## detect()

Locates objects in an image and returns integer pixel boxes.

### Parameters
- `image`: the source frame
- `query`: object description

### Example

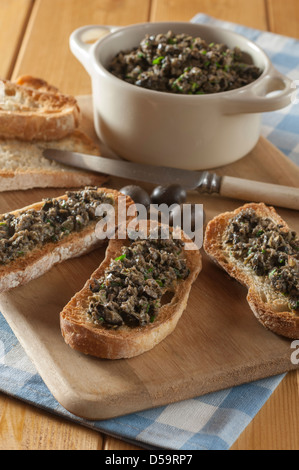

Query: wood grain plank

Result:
[267,0,299,38]
[0,393,103,450]
[151,0,268,30]
[11,0,151,95]
[0,0,33,79]
[103,436,143,451]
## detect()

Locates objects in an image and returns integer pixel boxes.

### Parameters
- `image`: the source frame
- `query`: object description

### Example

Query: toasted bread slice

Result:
[204,203,299,339]
[0,129,107,191]
[0,77,80,141]
[0,188,134,293]
[60,222,202,359]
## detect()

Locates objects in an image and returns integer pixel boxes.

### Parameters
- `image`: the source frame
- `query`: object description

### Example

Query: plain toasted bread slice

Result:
[0,129,107,191]
[0,76,80,141]
[204,203,299,339]
[0,188,134,293]
[60,222,202,359]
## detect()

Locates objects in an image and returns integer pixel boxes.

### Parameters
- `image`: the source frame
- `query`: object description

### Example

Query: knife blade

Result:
[43,148,208,190]
[43,148,299,210]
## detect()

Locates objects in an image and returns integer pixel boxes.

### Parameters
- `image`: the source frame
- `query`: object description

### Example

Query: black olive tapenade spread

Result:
[109,31,262,95]
[224,209,299,312]
[88,232,190,329]
[0,187,114,265]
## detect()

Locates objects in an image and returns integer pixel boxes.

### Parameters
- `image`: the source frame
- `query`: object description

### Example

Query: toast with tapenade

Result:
[0,76,80,141]
[0,187,134,293]
[204,203,299,339]
[0,129,107,191]
[60,222,202,359]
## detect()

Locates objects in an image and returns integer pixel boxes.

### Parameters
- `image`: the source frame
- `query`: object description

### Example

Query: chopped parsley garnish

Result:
[152,56,164,65]
[115,254,127,262]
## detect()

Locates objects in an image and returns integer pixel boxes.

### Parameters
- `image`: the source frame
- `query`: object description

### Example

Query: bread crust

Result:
[0,78,80,141]
[60,223,202,359]
[0,188,134,293]
[0,129,107,191]
[204,202,299,339]
[14,75,60,94]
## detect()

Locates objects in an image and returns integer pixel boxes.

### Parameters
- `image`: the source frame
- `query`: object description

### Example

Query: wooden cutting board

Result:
[0,96,298,420]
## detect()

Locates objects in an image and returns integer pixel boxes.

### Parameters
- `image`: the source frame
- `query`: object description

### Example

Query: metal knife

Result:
[43,149,299,211]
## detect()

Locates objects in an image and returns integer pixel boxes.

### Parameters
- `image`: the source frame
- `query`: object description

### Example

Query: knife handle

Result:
[219,176,299,210]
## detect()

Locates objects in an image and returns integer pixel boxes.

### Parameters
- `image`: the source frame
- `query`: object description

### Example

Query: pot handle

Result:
[221,66,295,114]
[69,25,119,75]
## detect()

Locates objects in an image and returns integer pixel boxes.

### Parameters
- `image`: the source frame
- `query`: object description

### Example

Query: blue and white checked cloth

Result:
[0,15,298,450]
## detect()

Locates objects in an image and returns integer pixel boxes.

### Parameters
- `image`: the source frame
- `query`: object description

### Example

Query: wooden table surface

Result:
[0,0,298,451]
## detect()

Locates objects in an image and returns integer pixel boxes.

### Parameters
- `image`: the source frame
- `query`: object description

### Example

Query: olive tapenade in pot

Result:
[224,208,299,313]
[109,30,262,95]
[0,187,115,265]
[88,230,190,329]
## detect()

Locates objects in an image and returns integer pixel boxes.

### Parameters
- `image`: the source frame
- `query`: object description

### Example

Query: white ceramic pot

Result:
[70,22,294,170]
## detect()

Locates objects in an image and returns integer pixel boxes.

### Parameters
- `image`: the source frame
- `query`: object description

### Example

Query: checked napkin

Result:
[0,15,298,450]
